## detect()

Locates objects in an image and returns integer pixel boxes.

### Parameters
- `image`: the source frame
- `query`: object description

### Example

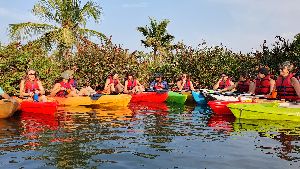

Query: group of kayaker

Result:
[1,60,300,102]
[214,61,300,101]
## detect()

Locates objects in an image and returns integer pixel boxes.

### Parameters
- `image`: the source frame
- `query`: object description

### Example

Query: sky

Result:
[0,0,300,53]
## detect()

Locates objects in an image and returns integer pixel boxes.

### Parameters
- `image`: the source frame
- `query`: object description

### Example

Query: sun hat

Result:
[61,71,70,80]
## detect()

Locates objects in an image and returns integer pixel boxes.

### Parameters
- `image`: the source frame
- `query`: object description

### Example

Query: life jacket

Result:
[56,81,72,97]
[276,74,299,101]
[255,75,271,95]
[24,79,40,92]
[154,81,165,90]
[109,77,119,86]
[218,79,231,89]
[127,80,137,90]
[183,80,191,90]
[69,79,77,88]
[236,80,250,93]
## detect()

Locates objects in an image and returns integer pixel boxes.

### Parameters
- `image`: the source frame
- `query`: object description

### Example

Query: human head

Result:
[239,72,249,81]
[27,69,37,81]
[61,71,70,82]
[126,72,134,80]
[220,73,229,81]
[113,74,119,80]
[258,67,269,79]
[279,61,294,77]
[155,73,162,82]
[181,74,190,80]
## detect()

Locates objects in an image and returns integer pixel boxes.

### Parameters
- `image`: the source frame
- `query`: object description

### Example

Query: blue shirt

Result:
[150,81,169,90]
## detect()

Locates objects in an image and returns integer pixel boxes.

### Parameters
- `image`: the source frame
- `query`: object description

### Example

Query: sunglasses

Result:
[28,73,36,75]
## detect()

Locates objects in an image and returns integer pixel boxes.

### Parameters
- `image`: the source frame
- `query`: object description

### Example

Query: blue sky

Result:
[0,0,300,53]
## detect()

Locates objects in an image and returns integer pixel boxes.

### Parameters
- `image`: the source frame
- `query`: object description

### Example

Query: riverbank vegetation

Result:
[1,0,300,94]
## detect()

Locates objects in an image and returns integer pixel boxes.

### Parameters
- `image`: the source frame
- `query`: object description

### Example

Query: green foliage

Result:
[137,17,175,62]
[0,42,60,94]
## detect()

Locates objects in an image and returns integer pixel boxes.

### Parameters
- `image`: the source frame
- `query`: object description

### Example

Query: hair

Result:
[279,61,294,72]
[239,71,249,79]
[181,73,190,80]
[23,69,39,81]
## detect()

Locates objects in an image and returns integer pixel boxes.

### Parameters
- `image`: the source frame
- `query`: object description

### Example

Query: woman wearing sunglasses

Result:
[19,69,45,99]
[275,61,300,101]
[176,74,195,91]
[213,73,234,90]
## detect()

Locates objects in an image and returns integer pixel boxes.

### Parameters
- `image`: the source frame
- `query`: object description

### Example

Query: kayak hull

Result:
[20,101,58,114]
[208,101,239,115]
[0,99,19,118]
[167,91,187,104]
[130,92,168,103]
[192,91,206,105]
[54,94,131,107]
[228,102,300,121]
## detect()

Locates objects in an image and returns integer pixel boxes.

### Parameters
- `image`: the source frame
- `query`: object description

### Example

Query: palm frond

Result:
[79,28,107,40]
[9,22,57,40]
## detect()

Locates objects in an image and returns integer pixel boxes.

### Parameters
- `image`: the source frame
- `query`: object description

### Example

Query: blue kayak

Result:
[192,91,206,105]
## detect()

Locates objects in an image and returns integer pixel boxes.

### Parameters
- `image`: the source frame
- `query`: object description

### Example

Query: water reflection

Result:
[234,119,300,162]
[0,102,300,168]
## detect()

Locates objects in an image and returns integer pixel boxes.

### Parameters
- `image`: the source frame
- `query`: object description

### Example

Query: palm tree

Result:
[137,17,175,62]
[9,0,106,59]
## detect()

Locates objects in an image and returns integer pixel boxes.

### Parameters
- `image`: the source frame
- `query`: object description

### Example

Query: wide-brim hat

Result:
[61,71,70,80]
[65,70,74,76]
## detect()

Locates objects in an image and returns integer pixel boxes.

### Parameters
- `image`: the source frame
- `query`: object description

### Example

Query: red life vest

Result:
[276,74,299,101]
[56,81,72,97]
[109,77,119,86]
[219,79,231,89]
[154,82,164,90]
[127,80,137,90]
[24,79,40,92]
[183,80,191,90]
[236,80,250,93]
[255,75,271,95]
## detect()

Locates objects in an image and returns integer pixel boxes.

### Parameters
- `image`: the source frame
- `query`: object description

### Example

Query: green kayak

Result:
[228,102,300,122]
[234,118,300,136]
[167,91,188,104]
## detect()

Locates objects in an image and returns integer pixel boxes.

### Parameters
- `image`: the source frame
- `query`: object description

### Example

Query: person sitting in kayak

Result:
[123,73,145,94]
[19,69,45,100]
[213,73,234,90]
[0,87,10,99]
[103,73,124,94]
[50,71,78,97]
[276,61,300,101]
[150,73,168,91]
[221,72,254,93]
[176,74,195,91]
[249,67,275,96]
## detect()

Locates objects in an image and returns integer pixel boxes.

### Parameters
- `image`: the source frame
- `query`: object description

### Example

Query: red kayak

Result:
[130,92,168,103]
[208,101,239,115]
[20,101,58,114]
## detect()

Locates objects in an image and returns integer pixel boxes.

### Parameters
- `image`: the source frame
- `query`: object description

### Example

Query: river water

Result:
[0,102,300,169]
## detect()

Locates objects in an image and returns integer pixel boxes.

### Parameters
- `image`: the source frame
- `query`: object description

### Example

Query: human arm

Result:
[291,77,300,98]
[177,81,183,91]
[213,79,222,90]
[190,81,195,91]
[37,81,45,95]
[249,81,256,94]
[221,82,237,92]
[269,79,275,95]
[123,80,129,93]
[50,83,61,97]
[104,79,110,89]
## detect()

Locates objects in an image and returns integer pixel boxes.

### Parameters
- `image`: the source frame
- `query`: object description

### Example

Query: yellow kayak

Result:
[54,94,131,107]
[0,99,19,118]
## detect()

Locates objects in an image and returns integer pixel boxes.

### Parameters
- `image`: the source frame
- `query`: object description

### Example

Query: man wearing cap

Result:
[50,71,78,97]
[250,67,275,96]
[150,73,169,91]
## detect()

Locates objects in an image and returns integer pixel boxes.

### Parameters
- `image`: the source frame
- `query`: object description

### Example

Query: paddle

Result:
[90,93,103,100]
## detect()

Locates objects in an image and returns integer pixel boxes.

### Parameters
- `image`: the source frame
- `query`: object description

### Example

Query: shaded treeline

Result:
[1,33,300,94]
